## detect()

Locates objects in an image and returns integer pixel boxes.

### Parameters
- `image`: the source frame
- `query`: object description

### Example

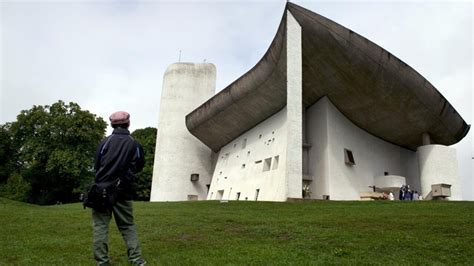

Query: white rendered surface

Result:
[306,97,419,200]
[150,63,215,201]
[374,175,406,190]
[285,11,303,199]
[207,108,289,201]
[417,145,462,200]
[305,96,329,198]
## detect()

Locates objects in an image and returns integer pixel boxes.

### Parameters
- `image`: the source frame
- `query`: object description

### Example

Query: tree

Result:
[9,100,106,204]
[0,124,16,184]
[131,127,157,201]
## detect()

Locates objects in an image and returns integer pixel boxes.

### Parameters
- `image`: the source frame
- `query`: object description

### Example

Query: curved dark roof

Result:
[186,2,470,152]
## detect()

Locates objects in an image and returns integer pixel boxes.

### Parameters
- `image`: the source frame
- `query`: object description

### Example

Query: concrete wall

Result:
[285,10,303,199]
[417,145,462,200]
[306,97,419,200]
[150,63,215,201]
[207,108,288,201]
[374,175,406,189]
[305,97,329,198]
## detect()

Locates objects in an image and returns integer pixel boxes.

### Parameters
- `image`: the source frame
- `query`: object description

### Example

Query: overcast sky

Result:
[1,0,472,199]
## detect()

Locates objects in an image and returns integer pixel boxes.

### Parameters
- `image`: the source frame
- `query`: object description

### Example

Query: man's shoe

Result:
[132,258,147,266]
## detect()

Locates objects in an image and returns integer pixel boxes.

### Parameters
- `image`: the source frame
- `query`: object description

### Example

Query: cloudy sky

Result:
[1,0,472,199]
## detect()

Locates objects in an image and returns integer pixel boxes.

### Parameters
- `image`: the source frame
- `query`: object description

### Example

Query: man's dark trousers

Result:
[92,200,142,265]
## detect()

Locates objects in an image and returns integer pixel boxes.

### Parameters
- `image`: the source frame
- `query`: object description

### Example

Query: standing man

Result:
[93,111,146,266]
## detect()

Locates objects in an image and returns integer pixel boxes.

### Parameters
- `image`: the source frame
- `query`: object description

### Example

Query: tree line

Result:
[0,100,156,205]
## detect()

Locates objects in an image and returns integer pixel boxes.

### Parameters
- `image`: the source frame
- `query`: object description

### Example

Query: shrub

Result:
[0,173,31,202]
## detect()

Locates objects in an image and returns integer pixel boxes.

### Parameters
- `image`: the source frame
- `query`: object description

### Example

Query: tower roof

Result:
[185,2,470,152]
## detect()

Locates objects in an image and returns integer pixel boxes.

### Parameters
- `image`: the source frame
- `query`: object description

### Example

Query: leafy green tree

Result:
[131,127,157,201]
[9,100,106,204]
[0,124,16,184]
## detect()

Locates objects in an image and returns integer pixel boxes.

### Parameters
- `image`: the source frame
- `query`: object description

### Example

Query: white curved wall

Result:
[417,145,462,200]
[150,63,215,201]
[306,97,419,200]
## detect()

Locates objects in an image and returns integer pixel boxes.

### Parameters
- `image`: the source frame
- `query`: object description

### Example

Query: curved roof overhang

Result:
[186,2,470,152]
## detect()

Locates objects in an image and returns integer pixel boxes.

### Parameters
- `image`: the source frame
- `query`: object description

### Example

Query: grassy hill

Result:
[0,198,473,265]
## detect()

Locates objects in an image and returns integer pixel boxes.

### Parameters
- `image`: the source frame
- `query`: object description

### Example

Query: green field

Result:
[1,198,473,265]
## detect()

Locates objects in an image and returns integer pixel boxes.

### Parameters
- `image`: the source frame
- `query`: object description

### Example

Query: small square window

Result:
[242,164,246,169]
[190,173,199,181]
[242,138,247,149]
[272,156,279,170]
[344,149,355,165]
[263,158,272,171]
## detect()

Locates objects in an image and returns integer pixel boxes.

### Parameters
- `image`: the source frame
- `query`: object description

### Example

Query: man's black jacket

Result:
[94,127,145,200]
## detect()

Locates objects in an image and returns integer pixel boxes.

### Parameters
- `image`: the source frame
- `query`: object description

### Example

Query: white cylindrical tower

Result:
[150,63,216,201]
[417,144,462,200]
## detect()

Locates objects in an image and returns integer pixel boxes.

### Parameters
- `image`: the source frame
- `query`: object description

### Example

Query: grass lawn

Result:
[0,198,473,265]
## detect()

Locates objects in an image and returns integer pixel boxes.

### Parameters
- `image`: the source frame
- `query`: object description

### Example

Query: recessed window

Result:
[384,171,389,176]
[247,151,251,156]
[233,143,237,148]
[263,158,272,172]
[242,164,246,169]
[190,173,199,181]
[242,138,247,149]
[255,160,262,164]
[255,189,260,201]
[217,190,224,200]
[236,192,241,200]
[344,149,355,165]
[259,134,262,139]
[272,156,279,170]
